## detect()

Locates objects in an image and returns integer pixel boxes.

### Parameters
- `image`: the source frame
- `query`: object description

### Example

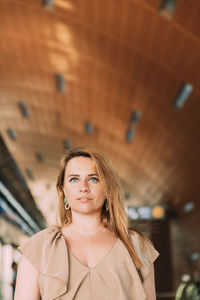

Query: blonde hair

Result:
[56,147,147,270]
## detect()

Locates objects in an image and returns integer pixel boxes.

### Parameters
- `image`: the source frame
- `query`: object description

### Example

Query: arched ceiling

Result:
[0,0,200,225]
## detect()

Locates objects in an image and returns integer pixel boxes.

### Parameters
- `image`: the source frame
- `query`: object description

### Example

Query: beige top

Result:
[18,226,159,300]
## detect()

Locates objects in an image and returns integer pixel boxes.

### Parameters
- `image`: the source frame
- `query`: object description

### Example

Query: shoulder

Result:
[17,226,63,271]
[17,226,68,299]
[29,225,61,240]
[19,225,61,247]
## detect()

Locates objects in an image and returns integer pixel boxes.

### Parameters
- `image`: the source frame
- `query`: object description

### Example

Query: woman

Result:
[14,147,159,300]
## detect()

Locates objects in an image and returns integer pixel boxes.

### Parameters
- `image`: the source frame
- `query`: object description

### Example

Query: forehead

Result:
[65,156,97,174]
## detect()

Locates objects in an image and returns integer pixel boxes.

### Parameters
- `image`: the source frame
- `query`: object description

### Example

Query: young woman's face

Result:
[63,156,106,214]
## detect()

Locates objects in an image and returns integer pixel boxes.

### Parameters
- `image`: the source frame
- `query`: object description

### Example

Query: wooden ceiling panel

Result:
[147,16,170,61]
[120,1,143,45]
[106,0,127,38]
[137,0,161,10]
[0,0,200,225]
[174,1,198,33]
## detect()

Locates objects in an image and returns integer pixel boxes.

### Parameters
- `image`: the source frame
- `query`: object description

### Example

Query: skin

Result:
[14,156,156,300]
[14,256,40,300]
[61,157,118,268]
[63,156,106,224]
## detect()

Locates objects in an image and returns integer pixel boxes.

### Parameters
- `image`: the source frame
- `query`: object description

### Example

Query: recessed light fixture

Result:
[160,0,177,10]
[64,139,71,150]
[127,204,166,220]
[56,74,66,93]
[124,192,131,200]
[127,207,139,220]
[25,168,34,180]
[152,205,165,219]
[125,128,135,143]
[172,82,193,109]
[183,201,195,213]
[189,252,200,261]
[18,102,30,118]
[85,122,93,135]
[138,206,152,219]
[35,152,43,162]
[43,0,54,10]
[130,111,141,126]
[159,0,177,20]
[7,128,17,140]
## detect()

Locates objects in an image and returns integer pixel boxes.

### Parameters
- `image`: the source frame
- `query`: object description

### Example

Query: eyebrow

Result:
[67,173,98,178]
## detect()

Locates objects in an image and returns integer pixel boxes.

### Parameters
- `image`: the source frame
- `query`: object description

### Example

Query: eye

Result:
[69,177,78,182]
[89,177,98,183]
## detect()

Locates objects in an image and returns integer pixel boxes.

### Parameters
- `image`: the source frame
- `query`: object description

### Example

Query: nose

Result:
[79,180,89,192]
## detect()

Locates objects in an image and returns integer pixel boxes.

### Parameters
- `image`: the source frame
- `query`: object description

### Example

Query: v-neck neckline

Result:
[60,228,120,270]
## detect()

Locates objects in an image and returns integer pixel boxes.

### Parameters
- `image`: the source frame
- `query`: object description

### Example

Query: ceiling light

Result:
[183,201,195,213]
[173,82,193,109]
[159,0,177,20]
[138,206,152,219]
[152,205,165,219]
[43,0,54,10]
[130,111,141,126]
[25,168,34,180]
[85,122,93,135]
[189,252,200,261]
[160,0,177,11]
[127,208,139,220]
[18,102,30,118]
[127,204,166,220]
[125,128,135,142]
[64,139,71,149]
[124,192,131,200]
[7,128,17,140]
[56,74,66,93]
[35,152,43,162]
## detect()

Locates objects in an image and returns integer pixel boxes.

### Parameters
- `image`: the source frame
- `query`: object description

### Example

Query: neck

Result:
[68,211,104,234]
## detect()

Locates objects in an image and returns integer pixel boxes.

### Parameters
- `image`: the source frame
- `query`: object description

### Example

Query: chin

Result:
[71,207,101,214]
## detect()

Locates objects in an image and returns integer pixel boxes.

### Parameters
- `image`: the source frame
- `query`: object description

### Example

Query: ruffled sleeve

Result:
[130,232,159,280]
[18,226,69,300]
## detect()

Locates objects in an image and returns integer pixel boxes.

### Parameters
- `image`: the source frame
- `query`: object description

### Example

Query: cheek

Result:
[64,184,76,196]
[66,185,74,192]
[96,187,106,198]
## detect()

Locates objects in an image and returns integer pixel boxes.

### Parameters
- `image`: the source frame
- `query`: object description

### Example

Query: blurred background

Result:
[0,0,200,299]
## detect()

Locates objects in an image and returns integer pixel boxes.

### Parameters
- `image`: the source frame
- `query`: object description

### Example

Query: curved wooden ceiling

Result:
[0,0,200,224]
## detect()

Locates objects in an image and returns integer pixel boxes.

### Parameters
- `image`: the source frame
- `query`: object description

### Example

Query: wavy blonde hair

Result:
[56,146,147,270]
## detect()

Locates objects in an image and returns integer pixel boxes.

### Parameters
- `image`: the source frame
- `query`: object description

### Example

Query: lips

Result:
[79,197,92,203]
[78,197,92,200]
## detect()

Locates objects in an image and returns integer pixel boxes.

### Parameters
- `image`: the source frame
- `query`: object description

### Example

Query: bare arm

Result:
[143,264,157,300]
[14,256,40,300]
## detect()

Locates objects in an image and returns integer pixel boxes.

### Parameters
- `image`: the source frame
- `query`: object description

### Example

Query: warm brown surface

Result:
[0,0,200,224]
[171,208,200,288]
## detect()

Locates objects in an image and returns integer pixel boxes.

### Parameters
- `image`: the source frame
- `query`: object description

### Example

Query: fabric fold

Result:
[17,226,159,300]
[130,232,159,280]
[18,226,69,300]
[94,238,148,300]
